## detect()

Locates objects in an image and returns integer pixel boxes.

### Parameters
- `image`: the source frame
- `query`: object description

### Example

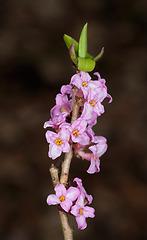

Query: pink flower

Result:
[71,195,95,230]
[87,138,107,174]
[80,102,97,127]
[51,93,72,117]
[61,84,72,96]
[87,90,105,116]
[47,184,80,212]
[45,128,71,159]
[73,177,93,204]
[44,112,67,130]
[94,72,112,103]
[61,118,90,145]
[70,71,96,99]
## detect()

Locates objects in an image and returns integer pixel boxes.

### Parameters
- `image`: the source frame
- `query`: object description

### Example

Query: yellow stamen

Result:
[82,82,88,87]
[55,138,62,145]
[73,129,79,136]
[94,155,97,161]
[89,100,95,106]
[59,196,65,202]
[79,208,83,215]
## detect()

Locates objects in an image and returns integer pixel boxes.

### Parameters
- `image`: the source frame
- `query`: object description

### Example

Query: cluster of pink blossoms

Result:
[44,71,112,229]
[47,178,94,230]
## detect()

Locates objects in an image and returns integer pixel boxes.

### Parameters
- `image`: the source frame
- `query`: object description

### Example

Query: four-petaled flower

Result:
[71,195,95,230]
[61,118,90,145]
[70,71,91,99]
[47,184,80,212]
[45,128,71,159]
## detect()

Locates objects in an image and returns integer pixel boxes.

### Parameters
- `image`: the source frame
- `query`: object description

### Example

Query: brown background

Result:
[0,0,147,239]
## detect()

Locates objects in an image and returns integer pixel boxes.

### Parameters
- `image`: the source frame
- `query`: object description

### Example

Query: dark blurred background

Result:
[0,0,147,239]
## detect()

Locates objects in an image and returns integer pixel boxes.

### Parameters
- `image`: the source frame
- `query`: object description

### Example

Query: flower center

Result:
[59,196,65,202]
[73,129,79,136]
[82,82,88,87]
[94,155,97,161]
[55,138,62,145]
[89,100,95,106]
[79,208,83,215]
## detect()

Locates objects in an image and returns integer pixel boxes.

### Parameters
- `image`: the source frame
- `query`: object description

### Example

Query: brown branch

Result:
[60,148,73,185]
[59,211,73,240]
[49,164,60,187]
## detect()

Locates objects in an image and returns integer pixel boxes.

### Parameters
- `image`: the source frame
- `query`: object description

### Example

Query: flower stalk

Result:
[59,86,80,239]
[44,23,112,239]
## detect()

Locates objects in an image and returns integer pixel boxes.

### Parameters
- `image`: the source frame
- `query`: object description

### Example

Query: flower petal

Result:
[70,74,82,88]
[76,195,85,207]
[59,128,70,142]
[97,142,107,157]
[66,187,80,201]
[46,194,60,205]
[55,184,66,198]
[61,198,73,212]
[49,144,61,160]
[62,142,71,153]
[71,204,80,216]
[76,215,87,230]
[83,206,95,218]
[45,131,56,143]
[87,158,97,174]
[95,158,100,172]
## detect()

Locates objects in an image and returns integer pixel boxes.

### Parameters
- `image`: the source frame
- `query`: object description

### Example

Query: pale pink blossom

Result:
[44,112,67,130]
[45,128,71,159]
[71,195,95,230]
[61,84,72,96]
[47,184,80,212]
[87,138,107,174]
[51,93,72,117]
[94,72,112,103]
[70,71,96,99]
[80,102,97,127]
[61,118,90,145]
[73,177,93,204]
[87,90,105,116]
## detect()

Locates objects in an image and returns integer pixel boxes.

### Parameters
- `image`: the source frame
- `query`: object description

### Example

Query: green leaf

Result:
[86,53,94,60]
[69,43,78,65]
[77,57,95,72]
[93,47,104,62]
[78,23,88,58]
[63,34,79,53]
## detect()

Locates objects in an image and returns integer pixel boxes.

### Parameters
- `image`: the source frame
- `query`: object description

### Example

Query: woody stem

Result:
[57,86,79,240]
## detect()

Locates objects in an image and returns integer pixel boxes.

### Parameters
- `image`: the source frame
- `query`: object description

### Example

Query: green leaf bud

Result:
[78,23,88,58]
[63,34,79,54]
[77,57,95,72]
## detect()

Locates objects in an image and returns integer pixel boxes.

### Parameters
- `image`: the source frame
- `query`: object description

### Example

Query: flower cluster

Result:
[47,178,95,230]
[44,70,112,230]
[44,71,112,174]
